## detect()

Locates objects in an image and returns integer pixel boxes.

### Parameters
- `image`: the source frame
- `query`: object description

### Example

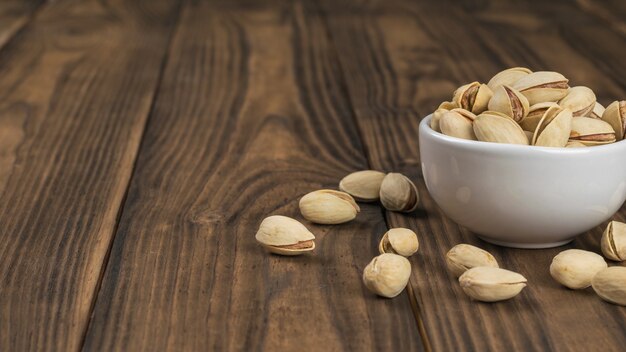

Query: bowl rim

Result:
[420,114,626,155]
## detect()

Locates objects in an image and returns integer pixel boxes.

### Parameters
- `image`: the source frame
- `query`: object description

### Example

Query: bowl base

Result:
[477,236,574,249]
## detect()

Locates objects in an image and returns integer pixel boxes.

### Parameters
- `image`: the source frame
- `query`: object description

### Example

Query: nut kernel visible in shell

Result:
[363,253,411,298]
[473,111,529,145]
[487,67,532,91]
[549,249,607,289]
[592,267,626,306]
[379,173,419,212]
[255,215,315,255]
[339,170,386,202]
[299,190,360,224]
[569,116,616,145]
[533,107,573,147]
[446,244,499,278]
[452,82,493,114]
[601,100,626,140]
[439,109,477,140]
[512,71,569,105]
[379,228,419,257]
[601,221,626,261]
[520,102,560,132]
[487,85,529,122]
[558,86,596,117]
[459,267,527,302]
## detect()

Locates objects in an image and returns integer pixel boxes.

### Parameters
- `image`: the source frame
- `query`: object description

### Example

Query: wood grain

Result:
[0,0,180,350]
[0,1,43,49]
[82,1,422,351]
[321,0,626,350]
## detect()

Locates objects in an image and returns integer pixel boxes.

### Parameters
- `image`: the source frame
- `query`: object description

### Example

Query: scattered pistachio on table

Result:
[299,189,360,224]
[379,228,419,257]
[601,221,626,261]
[592,267,626,306]
[363,253,412,298]
[550,249,607,289]
[459,267,527,302]
[432,68,626,147]
[445,244,499,278]
[255,215,315,256]
[339,170,386,202]
[379,173,419,213]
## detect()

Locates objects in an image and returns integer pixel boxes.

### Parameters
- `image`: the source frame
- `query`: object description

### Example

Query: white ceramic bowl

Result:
[419,115,626,248]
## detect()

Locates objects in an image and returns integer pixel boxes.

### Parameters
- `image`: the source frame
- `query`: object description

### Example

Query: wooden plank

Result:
[0,0,181,350]
[0,1,43,49]
[82,1,423,351]
[321,0,626,351]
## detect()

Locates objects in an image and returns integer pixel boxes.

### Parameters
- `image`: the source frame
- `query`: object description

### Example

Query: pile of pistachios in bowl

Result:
[431,68,626,147]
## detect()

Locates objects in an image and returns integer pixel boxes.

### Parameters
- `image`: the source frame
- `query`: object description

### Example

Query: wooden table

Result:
[1,0,625,350]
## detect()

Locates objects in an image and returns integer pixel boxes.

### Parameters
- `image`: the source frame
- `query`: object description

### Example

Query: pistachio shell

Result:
[473,111,529,145]
[431,108,447,132]
[550,249,607,289]
[601,221,626,261]
[299,190,360,224]
[601,100,626,140]
[592,267,626,306]
[533,107,572,147]
[558,86,596,117]
[569,116,616,145]
[487,85,529,122]
[487,67,532,91]
[459,267,527,302]
[520,102,560,132]
[363,253,411,298]
[445,244,499,278]
[339,170,386,202]
[439,109,477,140]
[379,228,419,257]
[439,101,458,110]
[512,71,569,105]
[452,82,493,114]
[255,215,316,255]
[588,102,605,119]
[379,173,419,212]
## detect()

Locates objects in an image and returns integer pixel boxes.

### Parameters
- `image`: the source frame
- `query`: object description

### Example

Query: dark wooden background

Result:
[0,0,624,351]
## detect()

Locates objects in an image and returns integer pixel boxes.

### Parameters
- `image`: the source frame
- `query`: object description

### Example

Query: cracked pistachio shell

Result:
[558,86,596,117]
[569,116,616,146]
[512,71,569,105]
[588,102,605,119]
[550,249,607,289]
[363,253,411,298]
[487,67,532,91]
[601,100,626,140]
[565,141,587,148]
[446,244,499,278]
[299,190,360,224]
[339,170,386,202]
[601,221,626,261]
[592,267,626,306]
[473,111,529,145]
[452,82,493,114]
[487,85,529,122]
[379,228,419,257]
[439,101,458,110]
[439,109,477,140]
[519,102,560,132]
[532,107,572,147]
[459,267,527,302]
[255,215,315,255]
[379,173,419,212]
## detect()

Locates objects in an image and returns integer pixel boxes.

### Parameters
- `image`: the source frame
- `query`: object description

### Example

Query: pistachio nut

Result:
[430,108,447,132]
[588,102,605,119]
[487,67,532,91]
[569,116,616,145]
[299,189,360,224]
[532,107,572,147]
[439,109,477,140]
[565,141,587,148]
[452,82,493,114]
[459,267,527,302]
[439,101,458,110]
[445,244,499,278]
[549,249,607,289]
[600,220,626,261]
[379,228,419,257]
[363,253,411,298]
[379,173,419,212]
[519,102,560,132]
[339,170,386,202]
[512,71,569,105]
[473,111,529,145]
[591,267,626,306]
[487,85,529,122]
[558,86,596,117]
[255,215,315,255]
[601,100,626,140]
